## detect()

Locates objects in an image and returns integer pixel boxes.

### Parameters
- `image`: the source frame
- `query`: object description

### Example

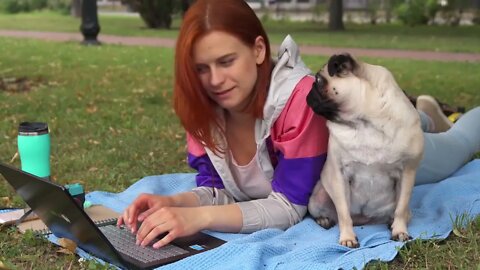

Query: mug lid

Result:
[18,122,49,135]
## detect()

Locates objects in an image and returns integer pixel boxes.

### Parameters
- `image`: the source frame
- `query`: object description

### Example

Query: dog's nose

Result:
[327,54,356,77]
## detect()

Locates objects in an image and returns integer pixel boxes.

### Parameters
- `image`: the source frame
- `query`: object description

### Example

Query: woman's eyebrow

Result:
[195,53,236,66]
[217,53,236,61]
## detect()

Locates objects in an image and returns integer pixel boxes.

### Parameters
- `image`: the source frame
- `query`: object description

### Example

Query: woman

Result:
[118,0,480,249]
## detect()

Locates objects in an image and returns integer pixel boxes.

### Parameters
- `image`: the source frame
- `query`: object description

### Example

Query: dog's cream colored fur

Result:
[307,55,424,248]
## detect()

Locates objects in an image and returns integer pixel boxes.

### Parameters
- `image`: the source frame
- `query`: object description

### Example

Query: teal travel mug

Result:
[17,122,51,180]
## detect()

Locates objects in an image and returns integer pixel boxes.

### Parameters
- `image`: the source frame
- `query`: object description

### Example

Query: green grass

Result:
[0,11,480,52]
[0,38,183,269]
[367,214,480,269]
[264,20,480,53]
[0,32,479,268]
[0,38,184,192]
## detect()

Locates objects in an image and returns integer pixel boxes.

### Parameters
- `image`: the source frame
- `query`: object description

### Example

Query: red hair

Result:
[173,0,272,154]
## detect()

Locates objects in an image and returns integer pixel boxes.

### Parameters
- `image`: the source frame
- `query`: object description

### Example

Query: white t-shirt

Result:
[228,151,272,199]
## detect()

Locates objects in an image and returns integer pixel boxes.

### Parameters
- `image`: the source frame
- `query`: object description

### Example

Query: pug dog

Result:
[307,54,424,248]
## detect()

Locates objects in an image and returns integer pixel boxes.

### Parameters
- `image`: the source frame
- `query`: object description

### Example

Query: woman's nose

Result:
[209,67,225,87]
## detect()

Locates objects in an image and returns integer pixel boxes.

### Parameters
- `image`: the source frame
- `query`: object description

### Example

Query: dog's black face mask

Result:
[306,73,340,121]
[306,54,358,121]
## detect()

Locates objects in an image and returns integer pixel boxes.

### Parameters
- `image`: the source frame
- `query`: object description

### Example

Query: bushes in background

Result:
[395,0,437,26]
[123,0,174,29]
[395,0,474,26]
[0,0,70,14]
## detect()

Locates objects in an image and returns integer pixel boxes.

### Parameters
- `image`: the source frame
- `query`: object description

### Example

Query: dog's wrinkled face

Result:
[306,54,369,122]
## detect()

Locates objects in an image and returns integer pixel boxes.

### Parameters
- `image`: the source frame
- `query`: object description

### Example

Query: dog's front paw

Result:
[339,227,359,248]
[339,236,359,248]
[391,217,411,242]
[315,216,336,229]
[392,232,412,242]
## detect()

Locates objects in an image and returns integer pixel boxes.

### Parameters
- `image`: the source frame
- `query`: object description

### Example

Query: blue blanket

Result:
[51,159,480,270]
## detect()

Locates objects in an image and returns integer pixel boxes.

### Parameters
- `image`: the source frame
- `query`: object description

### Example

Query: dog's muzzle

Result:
[307,73,339,121]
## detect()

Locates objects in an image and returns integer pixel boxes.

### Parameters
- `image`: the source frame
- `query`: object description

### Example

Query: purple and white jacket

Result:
[187,36,329,233]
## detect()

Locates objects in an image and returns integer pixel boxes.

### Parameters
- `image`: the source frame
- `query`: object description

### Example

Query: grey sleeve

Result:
[191,186,236,206]
[192,188,307,233]
[236,192,307,233]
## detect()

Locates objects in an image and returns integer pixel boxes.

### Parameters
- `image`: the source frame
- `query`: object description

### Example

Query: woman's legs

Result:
[416,95,453,132]
[415,107,480,185]
[418,110,434,132]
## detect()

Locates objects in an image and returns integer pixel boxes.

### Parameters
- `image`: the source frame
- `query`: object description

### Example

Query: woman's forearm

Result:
[169,191,202,207]
[200,204,243,233]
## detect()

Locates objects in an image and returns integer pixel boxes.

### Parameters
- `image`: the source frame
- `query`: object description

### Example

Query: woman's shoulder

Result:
[272,74,326,133]
[284,75,315,113]
[270,74,328,156]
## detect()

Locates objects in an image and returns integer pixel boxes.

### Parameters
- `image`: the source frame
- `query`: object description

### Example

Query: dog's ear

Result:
[327,54,357,77]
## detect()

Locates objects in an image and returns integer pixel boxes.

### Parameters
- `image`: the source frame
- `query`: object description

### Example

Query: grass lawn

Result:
[0,11,480,53]
[0,27,479,269]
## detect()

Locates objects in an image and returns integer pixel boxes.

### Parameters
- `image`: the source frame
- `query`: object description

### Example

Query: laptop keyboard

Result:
[99,225,189,263]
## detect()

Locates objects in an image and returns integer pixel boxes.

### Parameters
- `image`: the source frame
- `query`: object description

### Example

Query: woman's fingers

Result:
[153,232,177,249]
[117,215,126,226]
[133,207,201,249]
[117,194,172,233]
[126,203,140,224]
[119,204,142,233]
[135,207,185,248]
[137,207,159,222]
[120,194,153,232]
[137,219,170,247]
[117,206,132,227]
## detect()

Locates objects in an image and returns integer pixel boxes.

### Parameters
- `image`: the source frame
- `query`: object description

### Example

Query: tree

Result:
[328,0,344,31]
[71,0,82,17]
[124,0,174,29]
[180,0,193,16]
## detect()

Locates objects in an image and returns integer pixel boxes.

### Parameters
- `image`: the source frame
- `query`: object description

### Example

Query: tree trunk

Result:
[384,0,392,23]
[181,0,191,16]
[71,0,82,17]
[328,0,345,31]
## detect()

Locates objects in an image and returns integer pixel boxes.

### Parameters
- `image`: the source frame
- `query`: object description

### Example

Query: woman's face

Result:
[193,31,266,113]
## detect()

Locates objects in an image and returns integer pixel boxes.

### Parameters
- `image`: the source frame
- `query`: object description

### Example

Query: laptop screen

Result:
[0,163,128,268]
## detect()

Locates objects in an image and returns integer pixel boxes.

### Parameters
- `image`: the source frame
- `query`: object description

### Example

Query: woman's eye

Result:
[219,59,233,66]
[196,66,208,74]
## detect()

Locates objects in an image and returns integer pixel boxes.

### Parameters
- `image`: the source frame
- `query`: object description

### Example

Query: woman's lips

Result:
[215,87,234,98]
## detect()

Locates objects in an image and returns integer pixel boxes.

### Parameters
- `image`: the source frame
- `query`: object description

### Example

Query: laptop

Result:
[0,162,225,270]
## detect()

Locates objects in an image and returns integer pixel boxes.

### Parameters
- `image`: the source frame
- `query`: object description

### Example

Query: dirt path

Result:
[1,29,480,62]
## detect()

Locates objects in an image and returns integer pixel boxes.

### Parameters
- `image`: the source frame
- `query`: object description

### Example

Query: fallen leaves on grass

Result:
[57,238,77,255]
[86,105,98,114]
[0,260,6,270]
[452,227,468,239]
[9,152,18,163]
[0,197,12,207]
[88,139,100,145]
[0,76,46,93]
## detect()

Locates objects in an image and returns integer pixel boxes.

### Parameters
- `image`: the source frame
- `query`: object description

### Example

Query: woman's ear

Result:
[254,36,266,65]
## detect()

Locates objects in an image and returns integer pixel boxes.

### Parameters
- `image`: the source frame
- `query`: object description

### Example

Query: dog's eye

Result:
[335,71,349,78]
